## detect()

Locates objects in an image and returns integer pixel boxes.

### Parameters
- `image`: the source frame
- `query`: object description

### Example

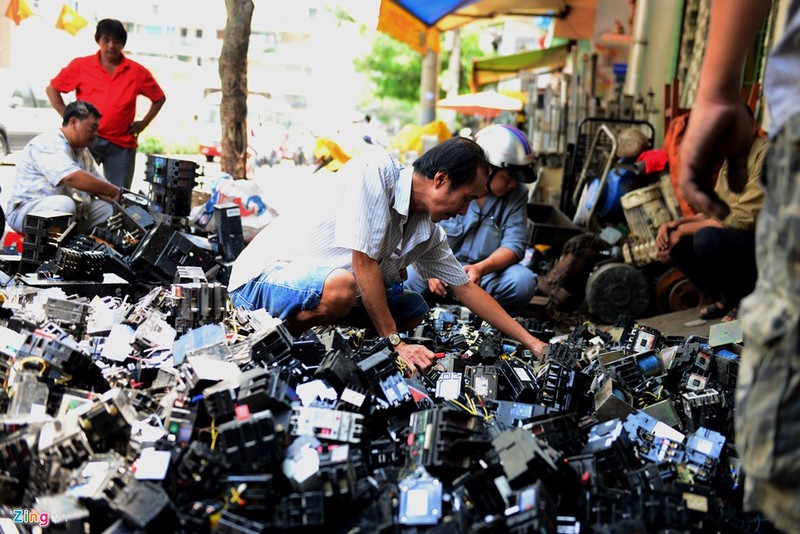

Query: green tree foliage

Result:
[354,28,488,104]
[348,14,489,130]
[326,5,356,25]
[354,32,422,102]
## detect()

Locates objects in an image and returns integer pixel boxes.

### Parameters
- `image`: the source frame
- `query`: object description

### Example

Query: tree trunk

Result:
[219,0,254,179]
[419,50,439,125]
[446,29,461,98]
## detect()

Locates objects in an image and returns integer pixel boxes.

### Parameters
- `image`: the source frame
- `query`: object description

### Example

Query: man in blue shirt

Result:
[405,124,538,314]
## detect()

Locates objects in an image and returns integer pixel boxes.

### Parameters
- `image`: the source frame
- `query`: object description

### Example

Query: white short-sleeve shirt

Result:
[228,150,468,292]
[7,129,105,212]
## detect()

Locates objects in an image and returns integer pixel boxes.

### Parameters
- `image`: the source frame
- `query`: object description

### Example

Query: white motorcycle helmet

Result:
[474,124,537,183]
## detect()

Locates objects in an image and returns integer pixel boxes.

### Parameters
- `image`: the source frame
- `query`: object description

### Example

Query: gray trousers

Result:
[89,136,137,189]
[7,195,114,234]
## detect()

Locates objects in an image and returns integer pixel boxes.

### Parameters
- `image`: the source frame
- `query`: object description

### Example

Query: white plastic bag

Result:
[191,173,278,241]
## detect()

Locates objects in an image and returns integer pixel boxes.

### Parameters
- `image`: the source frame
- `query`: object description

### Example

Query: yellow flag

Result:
[4,0,33,26]
[54,3,88,36]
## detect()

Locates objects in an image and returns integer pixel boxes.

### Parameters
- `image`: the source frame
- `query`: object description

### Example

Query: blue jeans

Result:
[89,137,137,189]
[229,262,429,325]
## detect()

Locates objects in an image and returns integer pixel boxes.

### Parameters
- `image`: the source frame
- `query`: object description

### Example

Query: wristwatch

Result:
[387,333,402,347]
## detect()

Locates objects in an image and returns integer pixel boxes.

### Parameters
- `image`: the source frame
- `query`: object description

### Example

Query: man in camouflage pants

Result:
[679,1,800,531]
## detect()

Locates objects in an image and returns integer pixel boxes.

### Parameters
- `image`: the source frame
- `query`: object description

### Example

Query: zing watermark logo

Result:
[12,509,50,527]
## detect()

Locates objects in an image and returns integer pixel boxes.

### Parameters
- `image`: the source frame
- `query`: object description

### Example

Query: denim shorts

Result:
[229,262,429,324]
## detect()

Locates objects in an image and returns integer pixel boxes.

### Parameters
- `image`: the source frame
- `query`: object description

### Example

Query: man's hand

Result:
[655,221,678,262]
[427,278,449,297]
[679,99,753,219]
[396,342,438,374]
[529,338,548,360]
[655,221,677,250]
[129,120,148,137]
[97,186,122,205]
[463,264,483,285]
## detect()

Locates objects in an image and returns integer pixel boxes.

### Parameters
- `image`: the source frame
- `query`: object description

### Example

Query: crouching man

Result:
[228,136,546,373]
[6,100,121,235]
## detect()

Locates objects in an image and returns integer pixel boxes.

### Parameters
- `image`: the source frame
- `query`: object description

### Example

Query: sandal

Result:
[699,301,731,320]
[722,308,738,322]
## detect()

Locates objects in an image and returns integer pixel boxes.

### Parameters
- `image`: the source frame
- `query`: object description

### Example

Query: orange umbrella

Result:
[437,90,523,118]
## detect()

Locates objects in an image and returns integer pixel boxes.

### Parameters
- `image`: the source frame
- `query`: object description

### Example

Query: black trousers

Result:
[669,226,757,307]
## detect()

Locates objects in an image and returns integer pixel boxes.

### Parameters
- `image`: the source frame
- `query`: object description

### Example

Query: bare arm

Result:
[425,247,521,295]
[426,277,449,297]
[656,214,706,248]
[130,95,166,136]
[656,214,720,261]
[464,246,519,285]
[679,0,772,218]
[352,250,436,372]
[669,217,722,244]
[450,281,547,358]
[61,169,121,201]
[46,85,67,117]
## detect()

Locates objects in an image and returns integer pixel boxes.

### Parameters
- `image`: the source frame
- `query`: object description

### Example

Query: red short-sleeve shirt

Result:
[50,52,165,148]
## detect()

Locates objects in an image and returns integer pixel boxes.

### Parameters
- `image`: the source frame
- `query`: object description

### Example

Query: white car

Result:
[0,72,63,156]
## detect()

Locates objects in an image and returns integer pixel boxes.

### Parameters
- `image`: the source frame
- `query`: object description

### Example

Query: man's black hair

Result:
[412,136,488,191]
[95,18,127,46]
[63,100,101,127]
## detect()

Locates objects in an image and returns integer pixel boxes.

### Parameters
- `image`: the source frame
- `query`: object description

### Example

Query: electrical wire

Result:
[464,384,492,421]
[465,393,477,414]
[447,398,477,416]
[16,356,47,375]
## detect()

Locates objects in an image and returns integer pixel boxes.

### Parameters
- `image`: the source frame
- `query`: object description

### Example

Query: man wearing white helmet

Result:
[406,124,538,314]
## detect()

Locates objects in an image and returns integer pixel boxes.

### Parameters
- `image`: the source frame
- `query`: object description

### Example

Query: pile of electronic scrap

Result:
[0,264,768,533]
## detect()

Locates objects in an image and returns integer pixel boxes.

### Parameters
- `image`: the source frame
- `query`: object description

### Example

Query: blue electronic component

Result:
[684,427,726,483]
[636,351,664,378]
[398,477,443,525]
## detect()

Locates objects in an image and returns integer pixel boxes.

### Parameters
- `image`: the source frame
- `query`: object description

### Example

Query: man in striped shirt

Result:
[6,100,122,235]
[229,137,547,372]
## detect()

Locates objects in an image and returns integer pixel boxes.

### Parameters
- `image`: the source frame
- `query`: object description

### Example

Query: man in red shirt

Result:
[46,18,166,190]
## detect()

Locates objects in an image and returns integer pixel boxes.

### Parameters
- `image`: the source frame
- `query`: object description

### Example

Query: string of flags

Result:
[4,0,89,36]
[3,0,32,25]
[54,3,87,35]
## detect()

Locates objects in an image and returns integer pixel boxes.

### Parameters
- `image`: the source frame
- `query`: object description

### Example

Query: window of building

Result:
[180,28,188,38]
